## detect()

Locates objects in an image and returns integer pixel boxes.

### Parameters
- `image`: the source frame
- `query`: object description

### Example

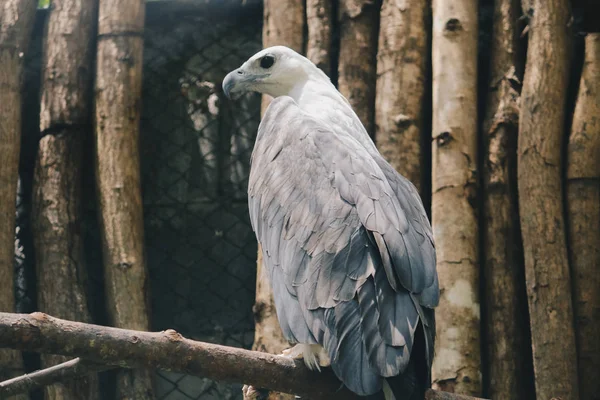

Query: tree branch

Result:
[0,358,112,398]
[0,312,358,399]
[0,312,487,400]
[426,391,486,400]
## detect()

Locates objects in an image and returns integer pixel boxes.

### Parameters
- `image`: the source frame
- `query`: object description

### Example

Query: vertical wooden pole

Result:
[430,0,481,396]
[250,2,304,399]
[374,0,429,194]
[260,0,305,115]
[0,1,36,398]
[567,33,600,400]
[480,0,534,398]
[306,0,333,77]
[517,0,579,398]
[32,0,99,398]
[337,0,379,136]
[94,0,154,398]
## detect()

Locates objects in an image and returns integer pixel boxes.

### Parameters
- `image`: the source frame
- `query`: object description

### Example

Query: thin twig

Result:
[0,358,112,397]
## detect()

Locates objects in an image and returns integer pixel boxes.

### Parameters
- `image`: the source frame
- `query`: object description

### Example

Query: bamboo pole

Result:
[480,0,533,398]
[0,1,37,398]
[517,0,579,398]
[32,0,99,398]
[430,0,481,395]
[94,0,154,397]
[567,33,600,400]
[374,0,429,194]
[337,0,379,135]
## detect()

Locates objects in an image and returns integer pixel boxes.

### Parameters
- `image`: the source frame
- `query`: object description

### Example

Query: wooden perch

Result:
[0,312,487,400]
[0,358,111,398]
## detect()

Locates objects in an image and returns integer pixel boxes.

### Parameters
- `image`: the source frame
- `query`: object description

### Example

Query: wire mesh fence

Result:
[16,3,264,399]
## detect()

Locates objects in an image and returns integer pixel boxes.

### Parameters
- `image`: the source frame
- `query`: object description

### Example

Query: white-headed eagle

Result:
[223,46,439,400]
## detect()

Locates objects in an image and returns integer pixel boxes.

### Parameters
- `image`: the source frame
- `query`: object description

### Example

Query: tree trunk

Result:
[480,0,533,399]
[567,32,600,400]
[94,0,154,398]
[374,0,429,194]
[337,0,379,136]
[32,0,99,398]
[0,1,36,398]
[306,0,333,77]
[252,2,304,399]
[430,0,481,396]
[517,1,579,399]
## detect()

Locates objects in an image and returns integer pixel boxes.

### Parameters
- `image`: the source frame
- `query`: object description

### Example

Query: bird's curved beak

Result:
[222,68,247,99]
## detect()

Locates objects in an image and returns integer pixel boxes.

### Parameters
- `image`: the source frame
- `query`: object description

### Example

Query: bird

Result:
[222,46,439,400]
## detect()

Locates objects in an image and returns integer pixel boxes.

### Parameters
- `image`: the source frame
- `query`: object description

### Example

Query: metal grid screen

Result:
[141,5,262,400]
[17,3,264,400]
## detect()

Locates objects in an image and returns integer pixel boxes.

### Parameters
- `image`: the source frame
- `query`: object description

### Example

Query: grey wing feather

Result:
[249,97,438,395]
[325,302,383,395]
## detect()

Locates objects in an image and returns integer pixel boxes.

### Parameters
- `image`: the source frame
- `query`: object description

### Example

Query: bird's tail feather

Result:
[377,319,429,400]
[382,380,396,400]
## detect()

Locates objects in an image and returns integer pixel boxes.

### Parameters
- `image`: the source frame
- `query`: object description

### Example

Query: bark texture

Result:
[0,312,488,400]
[481,0,533,399]
[337,0,379,135]
[32,0,99,398]
[517,1,579,399]
[306,0,333,76]
[255,2,304,399]
[374,0,429,194]
[430,0,481,396]
[567,33,600,400]
[94,0,154,398]
[0,1,36,398]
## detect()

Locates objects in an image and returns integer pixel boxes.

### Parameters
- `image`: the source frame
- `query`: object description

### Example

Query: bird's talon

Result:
[281,346,304,359]
[242,384,270,400]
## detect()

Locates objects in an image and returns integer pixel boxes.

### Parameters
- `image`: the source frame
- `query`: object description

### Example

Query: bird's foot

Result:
[281,344,331,372]
[242,384,270,400]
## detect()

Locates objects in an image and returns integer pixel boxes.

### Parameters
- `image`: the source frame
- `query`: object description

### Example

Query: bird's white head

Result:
[222,46,332,100]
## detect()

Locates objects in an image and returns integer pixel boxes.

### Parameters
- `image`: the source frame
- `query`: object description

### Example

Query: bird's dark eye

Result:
[260,55,275,69]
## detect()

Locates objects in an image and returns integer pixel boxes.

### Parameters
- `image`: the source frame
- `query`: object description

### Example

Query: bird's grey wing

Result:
[325,101,439,306]
[249,97,436,395]
[325,101,439,372]
[375,158,439,309]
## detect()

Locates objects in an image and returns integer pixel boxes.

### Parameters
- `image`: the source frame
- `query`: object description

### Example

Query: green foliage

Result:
[38,0,50,9]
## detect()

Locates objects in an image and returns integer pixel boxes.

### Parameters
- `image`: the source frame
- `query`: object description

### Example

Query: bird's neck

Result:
[287,76,378,153]
[287,72,340,104]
